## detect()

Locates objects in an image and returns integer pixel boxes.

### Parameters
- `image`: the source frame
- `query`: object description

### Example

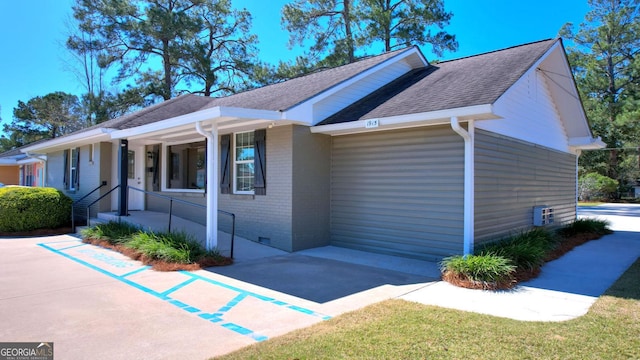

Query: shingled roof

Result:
[200,47,412,112]
[319,39,556,125]
[68,47,412,134]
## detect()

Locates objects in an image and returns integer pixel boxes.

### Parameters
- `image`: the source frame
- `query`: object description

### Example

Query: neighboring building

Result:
[0,147,46,186]
[23,38,604,261]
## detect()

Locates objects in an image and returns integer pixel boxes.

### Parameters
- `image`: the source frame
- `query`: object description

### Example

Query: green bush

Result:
[127,231,195,264]
[558,218,612,237]
[81,221,223,265]
[0,186,72,232]
[440,255,515,283]
[81,221,141,244]
[578,172,618,201]
[477,228,558,271]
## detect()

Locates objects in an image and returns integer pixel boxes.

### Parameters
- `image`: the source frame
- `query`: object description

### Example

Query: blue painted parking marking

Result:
[58,243,89,251]
[160,277,198,297]
[37,239,331,342]
[121,266,150,278]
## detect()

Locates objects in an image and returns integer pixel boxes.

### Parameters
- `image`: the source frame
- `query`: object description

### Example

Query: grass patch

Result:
[81,221,232,270]
[214,258,640,360]
[578,201,604,206]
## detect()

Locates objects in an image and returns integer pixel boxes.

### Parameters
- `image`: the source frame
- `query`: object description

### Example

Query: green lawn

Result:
[215,258,640,360]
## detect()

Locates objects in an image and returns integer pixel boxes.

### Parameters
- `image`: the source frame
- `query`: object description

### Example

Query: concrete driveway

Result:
[0,235,435,360]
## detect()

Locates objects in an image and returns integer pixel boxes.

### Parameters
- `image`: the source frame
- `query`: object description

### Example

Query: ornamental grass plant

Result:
[81,221,231,270]
[441,219,613,289]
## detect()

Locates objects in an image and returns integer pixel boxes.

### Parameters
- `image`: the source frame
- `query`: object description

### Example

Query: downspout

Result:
[451,117,474,256]
[575,150,581,219]
[195,121,218,251]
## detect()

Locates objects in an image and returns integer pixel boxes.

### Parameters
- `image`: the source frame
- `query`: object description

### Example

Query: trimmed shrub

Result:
[578,173,618,201]
[0,186,72,232]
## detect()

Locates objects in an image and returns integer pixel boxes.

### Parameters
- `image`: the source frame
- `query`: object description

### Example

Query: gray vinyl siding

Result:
[474,130,577,244]
[330,126,465,261]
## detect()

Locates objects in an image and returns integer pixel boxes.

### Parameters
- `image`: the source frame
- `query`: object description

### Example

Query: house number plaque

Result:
[365,119,379,128]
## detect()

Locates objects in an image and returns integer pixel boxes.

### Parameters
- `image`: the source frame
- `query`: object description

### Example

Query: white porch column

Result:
[196,121,218,250]
[451,117,475,256]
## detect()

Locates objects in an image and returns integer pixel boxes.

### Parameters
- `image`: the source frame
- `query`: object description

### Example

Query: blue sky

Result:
[0,0,590,134]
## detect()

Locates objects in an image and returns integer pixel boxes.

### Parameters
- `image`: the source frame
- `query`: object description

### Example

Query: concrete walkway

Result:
[0,235,435,359]
[401,203,640,321]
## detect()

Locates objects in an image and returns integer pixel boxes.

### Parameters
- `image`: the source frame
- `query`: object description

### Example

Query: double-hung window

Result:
[64,148,80,191]
[24,164,34,187]
[234,132,255,194]
[70,148,78,190]
[220,129,266,195]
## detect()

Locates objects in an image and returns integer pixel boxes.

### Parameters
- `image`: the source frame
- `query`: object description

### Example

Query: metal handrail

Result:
[84,185,121,229]
[128,186,236,258]
[71,181,108,232]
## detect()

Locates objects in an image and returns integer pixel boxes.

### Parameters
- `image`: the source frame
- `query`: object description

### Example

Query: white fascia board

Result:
[0,159,17,165]
[284,47,428,122]
[499,40,591,138]
[110,106,284,139]
[20,128,114,153]
[569,136,606,149]
[17,157,45,165]
[311,104,496,135]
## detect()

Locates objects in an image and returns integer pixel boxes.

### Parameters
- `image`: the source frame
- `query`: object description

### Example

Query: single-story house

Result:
[23,38,604,261]
[0,146,46,186]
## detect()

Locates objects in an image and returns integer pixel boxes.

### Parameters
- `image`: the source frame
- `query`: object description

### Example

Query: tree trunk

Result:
[343,0,355,63]
[384,0,391,51]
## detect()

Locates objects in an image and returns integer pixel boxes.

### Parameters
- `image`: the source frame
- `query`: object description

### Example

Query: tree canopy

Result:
[69,0,258,102]
[561,0,640,192]
[2,92,86,150]
[279,0,457,79]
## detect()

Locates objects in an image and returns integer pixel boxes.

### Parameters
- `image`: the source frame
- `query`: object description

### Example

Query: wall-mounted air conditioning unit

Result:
[533,206,554,226]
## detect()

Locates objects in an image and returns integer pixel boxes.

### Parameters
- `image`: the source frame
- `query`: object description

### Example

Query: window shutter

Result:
[73,149,80,189]
[254,129,266,195]
[220,134,231,194]
[63,149,69,189]
[152,145,160,191]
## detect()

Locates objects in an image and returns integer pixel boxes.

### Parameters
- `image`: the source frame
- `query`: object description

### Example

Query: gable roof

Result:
[319,39,556,125]
[201,47,415,112]
[24,38,601,153]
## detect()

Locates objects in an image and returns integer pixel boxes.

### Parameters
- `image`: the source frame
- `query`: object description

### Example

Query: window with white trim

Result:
[234,132,255,193]
[24,164,34,186]
[70,148,78,190]
[165,141,206,190]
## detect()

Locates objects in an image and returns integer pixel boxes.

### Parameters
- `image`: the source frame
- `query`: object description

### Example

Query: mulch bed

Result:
[83,237,233,271]
[447,232,605,290]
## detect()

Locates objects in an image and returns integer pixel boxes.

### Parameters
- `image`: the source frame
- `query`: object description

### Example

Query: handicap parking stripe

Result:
[37,240,331,342]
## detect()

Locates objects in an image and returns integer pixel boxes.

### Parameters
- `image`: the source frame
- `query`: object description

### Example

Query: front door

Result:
[127,146,145,211]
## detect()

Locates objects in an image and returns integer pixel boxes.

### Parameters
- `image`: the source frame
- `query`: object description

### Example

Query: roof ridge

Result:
[219,46,416,97]
[438,38,556,64]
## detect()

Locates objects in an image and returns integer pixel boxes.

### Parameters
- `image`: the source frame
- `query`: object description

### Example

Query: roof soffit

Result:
[283,47,429,124]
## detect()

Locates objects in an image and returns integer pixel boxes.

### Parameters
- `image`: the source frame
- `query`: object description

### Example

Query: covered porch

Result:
[90,210,287,261]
